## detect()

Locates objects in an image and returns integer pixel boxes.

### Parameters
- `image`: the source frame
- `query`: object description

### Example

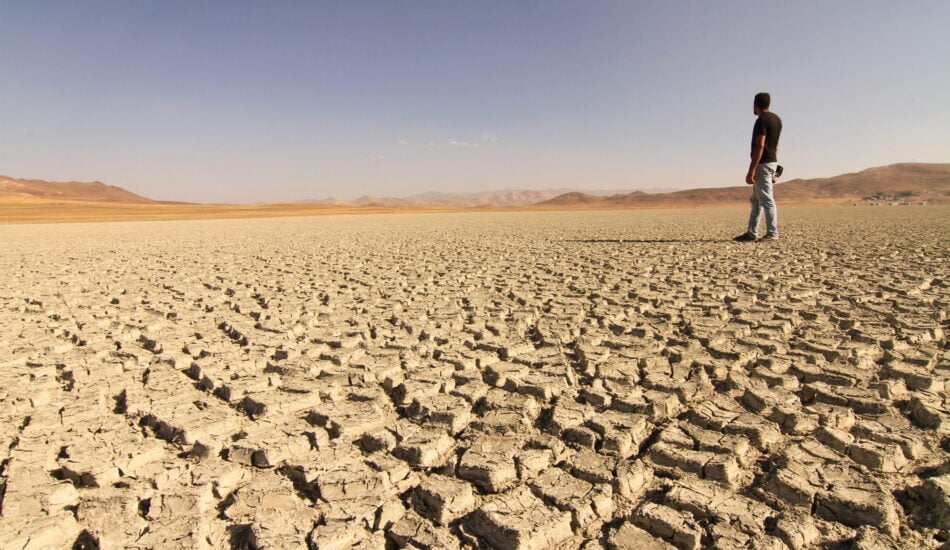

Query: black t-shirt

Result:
[752,111,782,163]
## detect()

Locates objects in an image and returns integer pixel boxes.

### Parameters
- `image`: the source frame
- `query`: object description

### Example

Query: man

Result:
[734,92,782,242]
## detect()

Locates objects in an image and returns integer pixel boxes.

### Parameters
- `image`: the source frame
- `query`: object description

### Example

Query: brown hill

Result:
[777,163,950,200]
[535,163,950,208]
[0,175,155,203]
[537,191,606,206]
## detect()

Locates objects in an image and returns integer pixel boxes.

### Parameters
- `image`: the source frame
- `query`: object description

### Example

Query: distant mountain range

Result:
[303,188,642,208]
[2,163,948,208]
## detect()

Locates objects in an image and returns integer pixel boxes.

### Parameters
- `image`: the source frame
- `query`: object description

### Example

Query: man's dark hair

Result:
[754,92,771,110]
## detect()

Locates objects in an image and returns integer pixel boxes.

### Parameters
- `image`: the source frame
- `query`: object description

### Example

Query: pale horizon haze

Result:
[2,1,948,203]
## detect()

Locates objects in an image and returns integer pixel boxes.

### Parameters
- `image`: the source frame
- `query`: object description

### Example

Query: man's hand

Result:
[747,133,765,185]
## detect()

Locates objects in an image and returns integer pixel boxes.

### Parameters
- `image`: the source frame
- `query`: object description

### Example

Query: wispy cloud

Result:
[481,132,498,143]
[450,140,479,148]
[372,154,386,161]
[396,140,408,145]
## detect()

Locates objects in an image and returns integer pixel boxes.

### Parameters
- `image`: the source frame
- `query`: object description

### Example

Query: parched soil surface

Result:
[1,206,948,549]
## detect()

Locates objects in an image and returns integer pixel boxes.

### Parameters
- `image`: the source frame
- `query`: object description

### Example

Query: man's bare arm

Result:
[746,134,765,184]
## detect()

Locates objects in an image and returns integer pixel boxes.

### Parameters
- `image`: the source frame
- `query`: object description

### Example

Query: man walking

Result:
[735,92,782,242]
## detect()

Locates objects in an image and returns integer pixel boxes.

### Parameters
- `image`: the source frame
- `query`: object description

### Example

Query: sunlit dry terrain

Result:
[1,206,947,549]
[0,199,471,224]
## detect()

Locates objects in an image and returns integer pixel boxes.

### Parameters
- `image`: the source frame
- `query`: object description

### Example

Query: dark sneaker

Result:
[758,234,779,241]
[733,233,756,242]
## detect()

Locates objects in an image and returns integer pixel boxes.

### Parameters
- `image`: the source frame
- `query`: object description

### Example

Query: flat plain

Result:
[1,205,948,549]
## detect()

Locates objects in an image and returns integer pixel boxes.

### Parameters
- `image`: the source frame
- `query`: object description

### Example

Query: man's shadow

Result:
[565,238,727,243]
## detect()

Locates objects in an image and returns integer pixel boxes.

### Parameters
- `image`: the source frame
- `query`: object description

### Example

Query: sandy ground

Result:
[0,197,856,225]
[0,199,470,224]
[1,205,948,549]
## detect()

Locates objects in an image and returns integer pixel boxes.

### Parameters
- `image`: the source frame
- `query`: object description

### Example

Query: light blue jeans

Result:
[747,162,779,237]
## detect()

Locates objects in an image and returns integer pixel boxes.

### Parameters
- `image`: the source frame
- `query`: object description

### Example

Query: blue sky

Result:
[1,1,948,203]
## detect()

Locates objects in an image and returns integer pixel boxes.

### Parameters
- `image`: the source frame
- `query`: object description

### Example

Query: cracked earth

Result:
[0,206,947,549]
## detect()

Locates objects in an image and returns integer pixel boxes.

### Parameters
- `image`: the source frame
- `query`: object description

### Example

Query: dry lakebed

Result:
[1,206,948,549]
